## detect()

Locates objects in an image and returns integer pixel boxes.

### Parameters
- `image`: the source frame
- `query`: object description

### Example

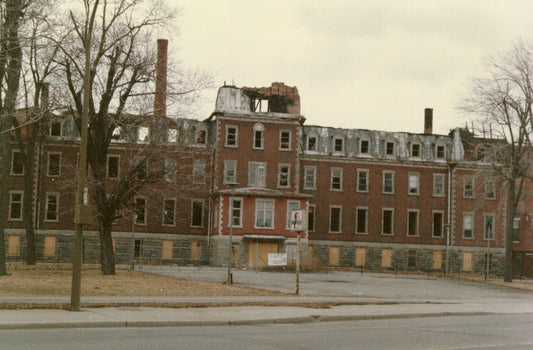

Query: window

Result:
[304,166,316,190]
[278,164,290,188]
[435,144,445,159]
[411,143,421,157]
[9,191,23,220]
[513,218,520,242]
[286,201,300,229]
[191,200,204,227]
[356,207,368,234]
[329,206,342,233]
[359,139,369,154]
[163,199,176,226]
[357,169,369,192]
[45,194,59,222]
[196,129,206,144]
[308,205,315,232]
[383,171,394,194]
[11,150,24,175]
[224,160,237,184]
[230,198,242,227]
[484,214,494,240]
[225,125,238,147]
[135,197,146,225]
[485,177,495,199]
[408,173,420,195]
[164,159,177,182]
[255,199,274,229]
[463,176,474,198]
[334,137,344,153]
[432,211,444,238]
[253,123,264,149]
[137,126,149,142]
[248,162,266,187]
[382,208,394,235]
[408,250,417,268]
[106,155,120,178]
[50,121,62,136]
[307,135,317,151]
[433,174,445,197]
[463,213,474,239]
[386,141,395,156]
[167,129,178,143]
[47,152,61,177]
[407,210,419,237]
[330,167,343,191]
[279,131,291,150]
[193,160,205,183]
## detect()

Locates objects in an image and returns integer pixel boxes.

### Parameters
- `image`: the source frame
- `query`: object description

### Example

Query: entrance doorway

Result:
[248,242,278,268]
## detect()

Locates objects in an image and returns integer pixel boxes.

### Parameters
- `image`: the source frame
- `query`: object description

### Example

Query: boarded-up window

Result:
[407,250,417,268]
[44,236,56,257]
[433,251,443,270]
[329,247,340,266]
[355,248,366,267]
[8,236,20,256]
[112,238,115,253]
[463,252,473,271]
[307,246,313,259]
[190,241,201,260]
[382,249,392,268]
[162,240,173,259]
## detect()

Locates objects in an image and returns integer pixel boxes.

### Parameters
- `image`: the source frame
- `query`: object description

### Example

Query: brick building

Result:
[4,72,533,275]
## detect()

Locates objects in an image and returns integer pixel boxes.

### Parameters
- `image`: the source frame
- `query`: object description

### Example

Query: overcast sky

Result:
[167,0,533,135]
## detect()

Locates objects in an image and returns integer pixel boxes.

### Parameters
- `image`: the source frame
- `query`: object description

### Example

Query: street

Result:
[1,314,532,350]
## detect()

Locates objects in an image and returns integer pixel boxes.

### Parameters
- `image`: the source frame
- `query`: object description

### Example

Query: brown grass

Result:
[0,263,286,297]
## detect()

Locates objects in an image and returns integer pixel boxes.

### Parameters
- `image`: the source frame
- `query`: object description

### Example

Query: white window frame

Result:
[333,137,344,153]
[385,141,395,156]
[485,177,495,199]
[513,218,520,242]
[191,199,204,227]
[407,209,419,237]
[408,172,420,195]
[433,173,445,197]
[229,197,243,228]
[383,170,395,194]
[483,213,495,240]
[248,161,267,187]
[255,199,275,229]
[329,205,342,233]
[252,123,264,149]
[106,154,120,179]
[134,197,147,225]
[44,193,59,222]
[286,200,301,229]
[306,134,317,151]
[355,206,368,234]
[307,204,316,232]
[223,160,237,184]
[10,150,24,175]
[359,138,370,154]
[432,210,444,238]
[49,120,62,136]
[278,164,290,188]
[195,127,207,145]
[8,191,23,221]
[47,152,61,177]
[382,208,394,236]
[279,130,291,150]
[162,198,176,226]
[225,125,238,147]
[167,128,178,143]
[330,167,343,191]
[463,212,474,239]
[463,176,474,198]
[303,166,317,190]
[137,126,149,142]
[357,169,369,192]
[411,143,421,157]
[193,159,205,183]
[435,143,446,159]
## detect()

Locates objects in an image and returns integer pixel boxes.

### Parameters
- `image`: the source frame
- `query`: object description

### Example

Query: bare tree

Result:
[56,0,210,275]
[0,0,28,275]
[460,39,533,282]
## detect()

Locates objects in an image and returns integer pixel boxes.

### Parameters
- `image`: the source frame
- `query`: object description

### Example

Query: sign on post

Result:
[290,210,305,231]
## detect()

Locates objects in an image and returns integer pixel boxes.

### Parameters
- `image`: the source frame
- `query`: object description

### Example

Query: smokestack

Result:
[154,39,168,118]
[41,83,49,110]
[424,108,433,134]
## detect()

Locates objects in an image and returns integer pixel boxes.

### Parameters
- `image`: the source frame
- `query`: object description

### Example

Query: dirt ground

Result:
[0,263,285,297]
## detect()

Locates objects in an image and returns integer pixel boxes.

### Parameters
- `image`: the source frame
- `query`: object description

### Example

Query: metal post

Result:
[445,224,450,276]
[485,228,491,281]
[226,188,234,284]
[295,230,301,295]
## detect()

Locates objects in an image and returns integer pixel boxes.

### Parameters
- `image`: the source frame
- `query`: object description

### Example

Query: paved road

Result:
[2,314,532,350]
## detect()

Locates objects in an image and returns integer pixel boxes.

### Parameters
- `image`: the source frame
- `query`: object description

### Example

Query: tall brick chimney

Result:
[424,108,433,134]
[151,39,168,142]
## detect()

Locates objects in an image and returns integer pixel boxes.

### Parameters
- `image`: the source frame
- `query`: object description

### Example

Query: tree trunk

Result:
[98,216,116,275]
[22,152,37,265]
[503,180,515,282]
[0,121,9,275]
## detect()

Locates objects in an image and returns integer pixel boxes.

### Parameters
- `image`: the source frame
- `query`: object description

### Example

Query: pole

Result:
[295,230,301,295]
[445,224,450,276]
[226,189,234,284]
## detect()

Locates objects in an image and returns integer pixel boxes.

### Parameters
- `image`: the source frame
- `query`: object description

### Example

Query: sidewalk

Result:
[1,295,533,330]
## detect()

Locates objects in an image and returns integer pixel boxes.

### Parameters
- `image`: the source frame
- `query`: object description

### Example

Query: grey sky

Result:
[168,0,533,134]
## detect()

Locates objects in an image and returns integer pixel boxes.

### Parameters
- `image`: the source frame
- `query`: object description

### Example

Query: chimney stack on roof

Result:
[424,108,433,134]
[154,39,168,118]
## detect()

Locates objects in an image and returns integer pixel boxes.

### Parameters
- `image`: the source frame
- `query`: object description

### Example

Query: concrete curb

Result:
[0,312,491,330]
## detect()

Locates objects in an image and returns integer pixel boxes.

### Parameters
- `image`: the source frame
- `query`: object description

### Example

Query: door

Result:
[248,242,278,268]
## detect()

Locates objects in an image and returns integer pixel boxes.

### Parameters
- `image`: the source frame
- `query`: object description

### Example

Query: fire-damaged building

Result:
[4,43,533,276]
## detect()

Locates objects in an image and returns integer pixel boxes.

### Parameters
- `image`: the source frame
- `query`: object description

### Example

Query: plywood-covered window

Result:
[44,236,56,257]
[382,249,392,268]
[355,248,366,267]
[329,247,339,266]
[463,252,473,271]
[162,240,173,259]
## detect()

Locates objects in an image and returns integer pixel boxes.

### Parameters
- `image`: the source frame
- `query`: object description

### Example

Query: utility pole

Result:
[70,1,99,311]
[227,185,237,284]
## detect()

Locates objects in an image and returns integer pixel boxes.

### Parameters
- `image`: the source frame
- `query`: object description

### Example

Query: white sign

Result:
[268,253,287,266]
[290,210,305,231]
